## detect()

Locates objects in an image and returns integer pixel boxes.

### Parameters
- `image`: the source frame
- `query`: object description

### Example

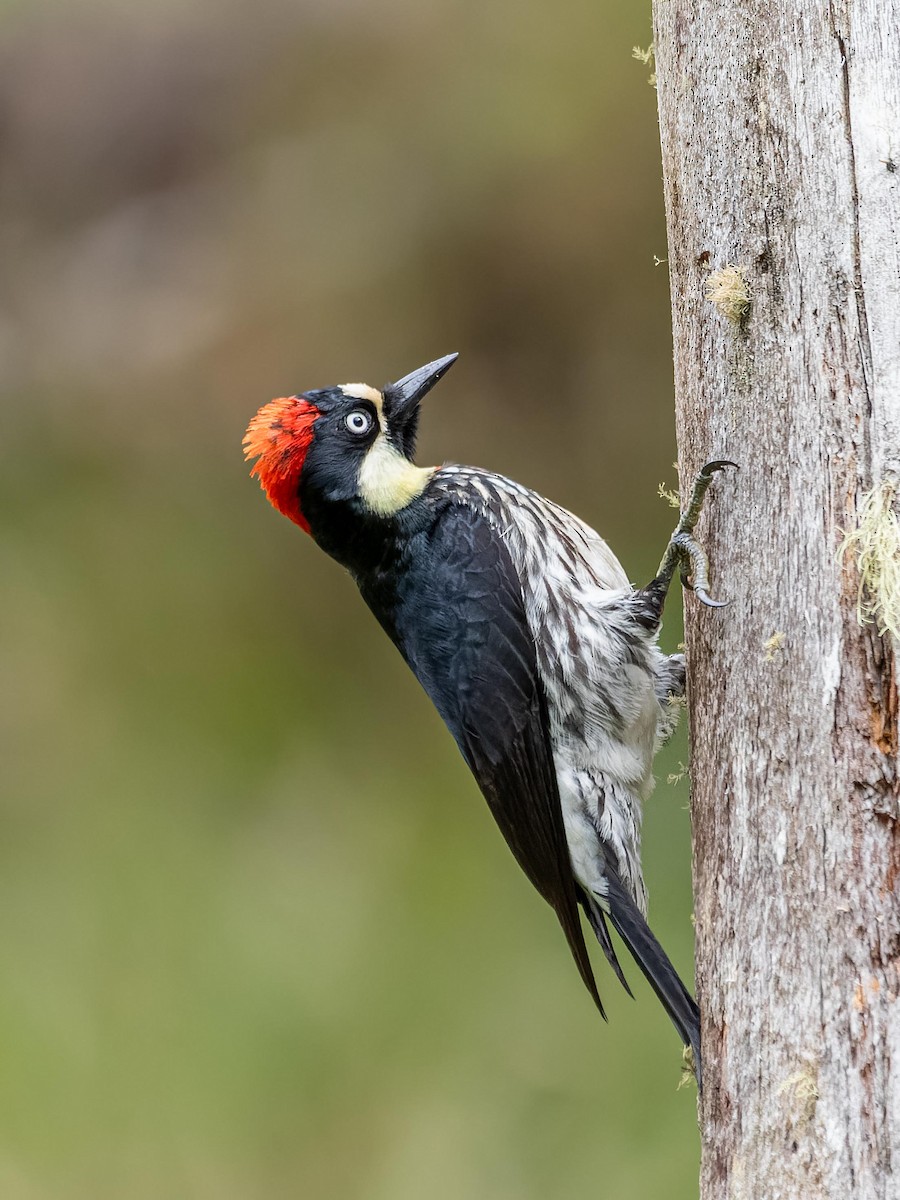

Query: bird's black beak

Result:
[384,352,458,459]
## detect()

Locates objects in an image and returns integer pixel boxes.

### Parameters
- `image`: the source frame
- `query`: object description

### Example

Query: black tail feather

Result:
[581,896,634,998]
[586,869,702,1088]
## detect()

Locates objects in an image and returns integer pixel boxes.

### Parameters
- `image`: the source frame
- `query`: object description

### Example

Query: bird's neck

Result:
[301,484,434,578]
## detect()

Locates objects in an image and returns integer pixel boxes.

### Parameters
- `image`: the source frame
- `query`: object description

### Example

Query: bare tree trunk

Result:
[650,2,900,1196]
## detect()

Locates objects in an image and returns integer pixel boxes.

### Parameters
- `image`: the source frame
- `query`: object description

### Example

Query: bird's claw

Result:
[694,588,730,609]
[681,552,731,608]
[647,459,737,612]
[698,459,738,479]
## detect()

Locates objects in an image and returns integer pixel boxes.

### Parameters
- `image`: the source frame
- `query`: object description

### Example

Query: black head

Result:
[245,354,458,539]
[298,353,458,522]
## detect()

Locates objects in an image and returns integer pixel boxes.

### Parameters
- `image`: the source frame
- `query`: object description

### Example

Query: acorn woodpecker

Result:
[244,353,732,1083]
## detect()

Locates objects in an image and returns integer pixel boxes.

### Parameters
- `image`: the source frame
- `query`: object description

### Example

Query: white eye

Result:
[345,409,374,436]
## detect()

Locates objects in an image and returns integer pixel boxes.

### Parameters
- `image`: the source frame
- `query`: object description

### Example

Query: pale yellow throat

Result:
[357,433,434,516]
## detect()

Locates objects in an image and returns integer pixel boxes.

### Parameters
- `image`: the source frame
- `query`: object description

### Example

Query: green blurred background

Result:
[0,0,699,1195]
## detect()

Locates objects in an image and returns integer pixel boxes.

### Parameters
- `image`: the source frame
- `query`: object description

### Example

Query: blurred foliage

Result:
[0,0,700,1196]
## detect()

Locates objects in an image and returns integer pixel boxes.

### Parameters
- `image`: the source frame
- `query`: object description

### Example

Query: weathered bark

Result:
[651,2,900,1196]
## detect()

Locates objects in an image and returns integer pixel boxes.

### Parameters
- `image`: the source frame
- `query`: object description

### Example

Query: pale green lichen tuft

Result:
[677,1044,698,1091]
[838,479,900,639]
[763,631,786,661]
[778,1064,819,1129]
[667,758,689,786]
[705,265,751,324]
[658,482,681,509]
[631,43,657,88]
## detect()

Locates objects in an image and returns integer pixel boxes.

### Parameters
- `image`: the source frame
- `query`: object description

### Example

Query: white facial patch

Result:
[341,383,384,412]
[357,433,433,517]
[339,382,432,516]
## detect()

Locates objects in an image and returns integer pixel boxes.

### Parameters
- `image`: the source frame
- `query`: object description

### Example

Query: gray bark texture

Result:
[650,2,900,1197]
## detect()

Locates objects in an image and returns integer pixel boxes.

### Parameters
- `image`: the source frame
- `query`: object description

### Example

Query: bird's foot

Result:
[642,460,737,618]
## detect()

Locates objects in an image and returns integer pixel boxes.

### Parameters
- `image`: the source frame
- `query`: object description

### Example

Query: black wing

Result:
[361,499,604,1015]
